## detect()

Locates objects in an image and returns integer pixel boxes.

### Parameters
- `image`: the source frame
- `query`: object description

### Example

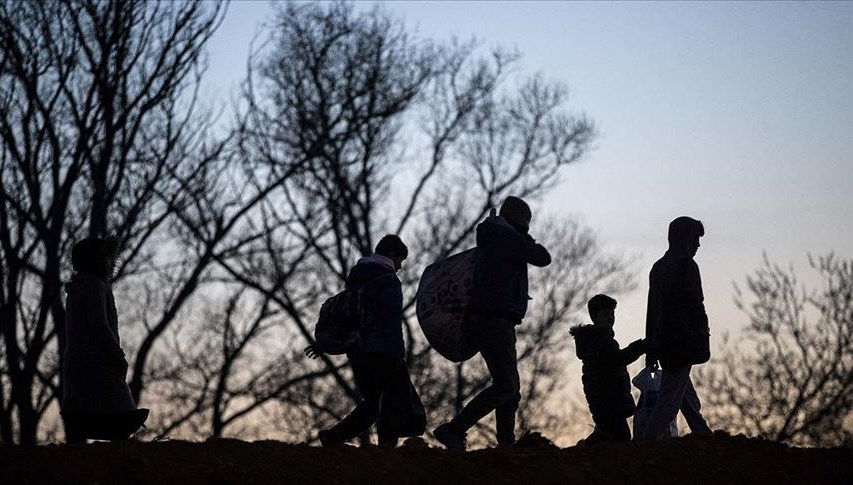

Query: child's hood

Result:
[569,324,615,360]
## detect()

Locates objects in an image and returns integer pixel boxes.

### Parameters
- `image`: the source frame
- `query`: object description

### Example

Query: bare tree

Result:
[219,1,624,446]
[697,253,853,446]
[1,0,631,446]
[0,0,226,444]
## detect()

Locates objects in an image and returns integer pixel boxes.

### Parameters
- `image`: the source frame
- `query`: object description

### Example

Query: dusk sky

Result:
[205,1,853,351]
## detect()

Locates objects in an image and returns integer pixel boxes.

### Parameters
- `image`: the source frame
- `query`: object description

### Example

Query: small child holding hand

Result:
[570,294,646,443]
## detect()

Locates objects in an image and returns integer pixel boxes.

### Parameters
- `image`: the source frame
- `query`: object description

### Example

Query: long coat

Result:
[62,272,136,415]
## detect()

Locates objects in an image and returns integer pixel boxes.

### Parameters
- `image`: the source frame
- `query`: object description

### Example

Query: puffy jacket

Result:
[346,256,404,357]
[645,250,710,368]
[469,215,551,322]
[570,324,645,418]
[62,272,136,415]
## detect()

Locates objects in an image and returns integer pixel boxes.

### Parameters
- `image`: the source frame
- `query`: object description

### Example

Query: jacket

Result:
[346,255,404,356]
[469,214,551,321]
[570,324,645,418]
[645,250,710,368]
[62,272,136,415]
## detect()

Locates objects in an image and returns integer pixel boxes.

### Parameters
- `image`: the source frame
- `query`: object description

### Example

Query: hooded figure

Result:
[639,216,713,441]
[62,237,147,442]
[433,196,551,451]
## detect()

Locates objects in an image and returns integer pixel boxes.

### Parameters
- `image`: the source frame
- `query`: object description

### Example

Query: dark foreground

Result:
[1,433,850,485]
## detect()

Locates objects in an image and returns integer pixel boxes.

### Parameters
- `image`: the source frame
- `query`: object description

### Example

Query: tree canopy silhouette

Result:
[699,253,853,446]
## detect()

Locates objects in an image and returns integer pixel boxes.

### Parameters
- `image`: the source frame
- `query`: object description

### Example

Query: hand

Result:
[304,344,324,359]
[645,353,659,371]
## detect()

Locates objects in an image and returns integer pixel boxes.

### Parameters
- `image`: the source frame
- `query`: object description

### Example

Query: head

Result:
[72,236,120,279]
[587,294,617,327]
[374,234,408,271]
[500,196,532,234]
[668,216,704,257]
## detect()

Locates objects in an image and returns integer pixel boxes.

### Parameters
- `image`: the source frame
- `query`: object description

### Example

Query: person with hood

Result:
[62,237,148,443]
[433,196,551,450]
[640,216,713,440]
[570,294,646,443]
[306,234,410,447]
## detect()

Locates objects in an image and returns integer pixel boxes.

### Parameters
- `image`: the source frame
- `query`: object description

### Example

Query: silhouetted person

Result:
[640,216,713,440]
[570,294,646,443]
[306,235,409,447]
[62,237,148,443]
[433,196,551,450]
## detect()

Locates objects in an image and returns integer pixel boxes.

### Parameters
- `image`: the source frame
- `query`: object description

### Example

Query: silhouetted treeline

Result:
[0,0,621,445]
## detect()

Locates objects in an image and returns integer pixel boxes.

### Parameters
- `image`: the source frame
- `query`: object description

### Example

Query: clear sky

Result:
[205,1,853,349]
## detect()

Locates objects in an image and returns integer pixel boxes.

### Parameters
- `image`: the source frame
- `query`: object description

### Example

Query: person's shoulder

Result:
[76,273,110,292]
[349,262,397,287]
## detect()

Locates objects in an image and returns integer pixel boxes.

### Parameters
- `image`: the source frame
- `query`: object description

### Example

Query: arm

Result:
[645,268,661,369]
[520,234,551,267]
[499,228,551,267]
[586,338,646,367]
[617,339,647,366]
[688,260,708,324]
[85,283,127,368]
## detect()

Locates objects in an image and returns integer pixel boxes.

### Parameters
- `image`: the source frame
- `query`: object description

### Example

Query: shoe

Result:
[378,435,399,448]
[687,428,714,439]
[318,429,345,447]
[433,423,466,452]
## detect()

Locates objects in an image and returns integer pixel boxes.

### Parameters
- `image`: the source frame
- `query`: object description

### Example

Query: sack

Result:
[415,248,478,362]
[314,273,392,355]
[631,368,677,439]
[379,362,426,438]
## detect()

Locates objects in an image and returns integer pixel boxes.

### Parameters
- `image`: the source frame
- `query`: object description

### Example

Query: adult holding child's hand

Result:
[640,216,713,441]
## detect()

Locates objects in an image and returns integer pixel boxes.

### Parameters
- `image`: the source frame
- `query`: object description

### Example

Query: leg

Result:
[63,415,86,444]
[589,412,631,443]
[376,364,407,448]
[450,318,519,435]
[330,353,396,442]
[680,372,711,435]
[641,365,691,440]
[494,358,521,446]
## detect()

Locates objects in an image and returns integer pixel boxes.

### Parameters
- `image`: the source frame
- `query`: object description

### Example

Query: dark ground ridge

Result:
[1,432,851,485]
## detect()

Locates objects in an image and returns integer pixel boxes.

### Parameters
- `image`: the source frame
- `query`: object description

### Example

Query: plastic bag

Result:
[378,362,426,437]
[632,367,678,439]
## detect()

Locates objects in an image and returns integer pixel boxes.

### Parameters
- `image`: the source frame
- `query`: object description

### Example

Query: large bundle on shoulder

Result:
[416,248,478,362]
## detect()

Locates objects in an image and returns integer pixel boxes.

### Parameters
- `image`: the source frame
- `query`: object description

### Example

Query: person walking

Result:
[433,196,551,450]
[307,235,411,447]
[641,216,713,440]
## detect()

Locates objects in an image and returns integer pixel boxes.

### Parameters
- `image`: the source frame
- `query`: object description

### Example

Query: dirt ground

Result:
[1,432,850,485]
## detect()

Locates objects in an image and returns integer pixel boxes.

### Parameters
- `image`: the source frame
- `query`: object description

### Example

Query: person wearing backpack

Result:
[640,216,713,440]
[433,196,551,451]
[306,235,409,447]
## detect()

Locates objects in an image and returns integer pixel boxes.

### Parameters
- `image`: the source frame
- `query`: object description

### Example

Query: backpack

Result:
[415,248,478,362]
[313,273,394,355]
